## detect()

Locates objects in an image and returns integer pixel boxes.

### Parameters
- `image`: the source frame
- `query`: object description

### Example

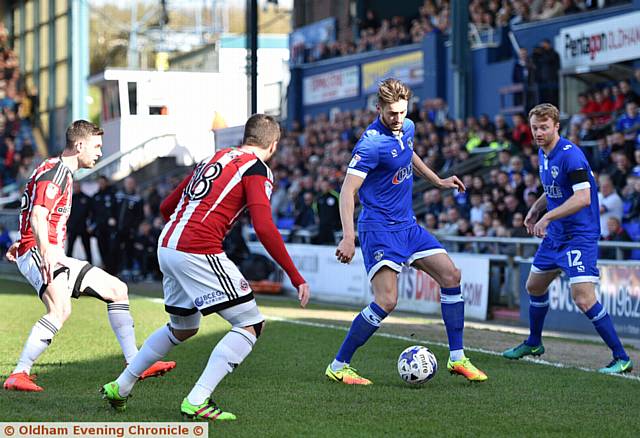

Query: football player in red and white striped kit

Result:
[101,114,310,420]
[3,120,174,392]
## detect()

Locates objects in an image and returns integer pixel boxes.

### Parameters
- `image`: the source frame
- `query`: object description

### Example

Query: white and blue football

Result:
[397,345,438,384]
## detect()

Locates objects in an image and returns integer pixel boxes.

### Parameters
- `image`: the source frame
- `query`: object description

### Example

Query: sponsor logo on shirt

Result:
[392,164,413,185]
[543,183,563,198]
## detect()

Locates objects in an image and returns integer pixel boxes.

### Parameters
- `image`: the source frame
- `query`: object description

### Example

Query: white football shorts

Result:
[158,246,263,327]
[17,246,93,299]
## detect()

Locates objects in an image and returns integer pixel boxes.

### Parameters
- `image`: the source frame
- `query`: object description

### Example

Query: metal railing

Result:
[76,134,184,182]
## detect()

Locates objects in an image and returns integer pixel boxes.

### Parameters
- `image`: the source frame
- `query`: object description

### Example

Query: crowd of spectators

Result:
[60,66,640,281]
[0,24,37,190]
[301,0,629,63]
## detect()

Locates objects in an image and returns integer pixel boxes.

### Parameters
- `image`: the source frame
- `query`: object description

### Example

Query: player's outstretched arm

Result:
[533,189,590,238]
[249,203,310,307]
[411,152,465,192]
[336,174,363,264]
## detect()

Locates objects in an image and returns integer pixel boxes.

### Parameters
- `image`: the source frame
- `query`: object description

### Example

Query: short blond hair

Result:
[528,103,559,124]
[377,78,412,106]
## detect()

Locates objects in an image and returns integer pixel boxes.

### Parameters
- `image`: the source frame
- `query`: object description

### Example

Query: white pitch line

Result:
[138,295,640,382]
[266,316,640,382]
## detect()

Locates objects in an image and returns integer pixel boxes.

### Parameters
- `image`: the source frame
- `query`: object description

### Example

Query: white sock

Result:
[116,324,180,396]
[449,349,465,362]
[107,302,139,364]
[187,328,256,406]
[331,359,347,372]
[14,316,62,374]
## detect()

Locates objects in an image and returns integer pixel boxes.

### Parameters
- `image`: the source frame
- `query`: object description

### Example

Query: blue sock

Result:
[440,286,464,352]
[585,302,629,361]
[335,302,388,364]
[525,293,549,347]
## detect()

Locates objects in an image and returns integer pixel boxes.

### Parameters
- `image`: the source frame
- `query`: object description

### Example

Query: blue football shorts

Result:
[359,223,446,281]
[531,235,599,284]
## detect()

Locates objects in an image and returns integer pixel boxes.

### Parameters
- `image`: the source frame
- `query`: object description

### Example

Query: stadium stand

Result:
[297,0,631,63]
[0,24,37,193]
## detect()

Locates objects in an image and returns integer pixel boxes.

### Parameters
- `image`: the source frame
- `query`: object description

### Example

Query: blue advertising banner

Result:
[519,262,640,339]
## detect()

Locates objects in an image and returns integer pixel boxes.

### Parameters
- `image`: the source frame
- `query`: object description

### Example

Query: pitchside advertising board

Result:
[248,243,490,320]
[302,66,360,106]
[557,11,640,69]
[519,262,640,339]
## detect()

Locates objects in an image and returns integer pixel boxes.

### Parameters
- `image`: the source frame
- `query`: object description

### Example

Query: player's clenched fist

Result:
[336,238,355,264]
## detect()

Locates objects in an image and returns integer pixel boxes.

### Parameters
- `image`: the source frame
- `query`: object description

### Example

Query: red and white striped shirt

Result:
[18,158,73,257]
[160,147,305,287]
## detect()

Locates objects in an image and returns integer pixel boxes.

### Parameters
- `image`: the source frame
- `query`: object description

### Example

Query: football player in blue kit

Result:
[503,104,633,374]
[324,78,488,384]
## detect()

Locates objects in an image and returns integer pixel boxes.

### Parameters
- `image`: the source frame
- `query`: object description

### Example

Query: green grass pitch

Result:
[1,279,638,437]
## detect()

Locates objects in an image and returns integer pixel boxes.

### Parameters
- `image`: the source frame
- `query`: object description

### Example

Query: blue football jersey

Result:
[346,117,416,232]
[538,136,600,241]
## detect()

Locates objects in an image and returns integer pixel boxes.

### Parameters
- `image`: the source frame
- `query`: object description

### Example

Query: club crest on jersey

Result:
[551,166,559,179]
[374,250,384,261]
[240,279,250,292]
[392,164,413,185]
[45,183,58,199]
[349,154,362,168]
[265,181,273,200]
[391,149,398,158]
[407,138,414,150]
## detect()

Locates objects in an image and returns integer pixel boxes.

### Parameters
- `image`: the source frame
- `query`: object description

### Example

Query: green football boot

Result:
[598,358,633,374]
[180,397,237,421]
[502,342,545,360]
[100,381,129,412]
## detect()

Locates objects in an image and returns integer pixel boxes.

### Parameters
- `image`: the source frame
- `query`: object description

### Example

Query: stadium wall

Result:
[289,43,427,123]
[248,242,490,321]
